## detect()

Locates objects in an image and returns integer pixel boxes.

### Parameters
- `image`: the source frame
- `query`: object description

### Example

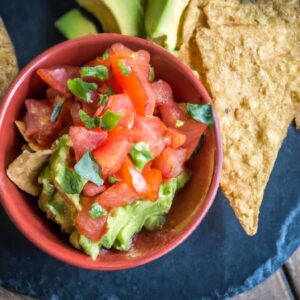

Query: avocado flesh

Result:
[55,9,97,40]
[77,0,145,37]
[145,0,189,50]
[38,165,76,234]
[39,135,191,259]
[49,135,82,211]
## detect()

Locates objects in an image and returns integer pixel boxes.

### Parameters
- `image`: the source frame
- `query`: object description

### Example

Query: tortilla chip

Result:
[196,24,298,235]
[7,149,53,196]
[0,18,18,99]
[15,121,46,151]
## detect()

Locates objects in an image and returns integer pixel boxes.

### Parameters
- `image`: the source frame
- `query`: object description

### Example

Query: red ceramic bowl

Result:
[0,34,222,270]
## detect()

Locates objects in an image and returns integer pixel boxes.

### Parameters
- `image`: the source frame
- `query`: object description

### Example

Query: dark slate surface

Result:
[1,1,300,299]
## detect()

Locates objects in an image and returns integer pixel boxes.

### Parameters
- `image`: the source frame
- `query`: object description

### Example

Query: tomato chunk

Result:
[142,169,162,201]
[117,157,149,195]
[69,126,108,161]
[153,148,187,179]
[128,116,165,158]
[24,99,63,147]
[93,137,131,177]
[164,128,187,149]
[76,197,107,242]
[111,57,156,116]
[103,94,135,129]
[83,182,108,197]
[37,66,79,95]
[95,182,138,209]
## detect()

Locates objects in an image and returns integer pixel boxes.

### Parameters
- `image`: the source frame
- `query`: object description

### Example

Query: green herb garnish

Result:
[67,78,97,103]
[50,100,64,122]
[108,176,119,184]
[175,120,184,128]
[105,88,115,96]
[80,65,109,81]
[102,49,109,60]
[98,94,108,106]
[118,60,131,76]
[79,109,122,130]
[186,103,214,127]
[60,168,86,194]
[129,142,153,171]
[74,151,104,186]
[149,67,155,82]
[89,203,107,218]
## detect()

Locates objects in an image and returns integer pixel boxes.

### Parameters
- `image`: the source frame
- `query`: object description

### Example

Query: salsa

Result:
[13,43,213,259]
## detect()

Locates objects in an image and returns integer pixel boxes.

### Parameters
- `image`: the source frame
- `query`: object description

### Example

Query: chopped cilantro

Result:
[80,65,109,81]
[74,151,104,186]
[89,203,107,218]
[67,78,97,103]
[129,142,154,171]
[186,103,214,127]
[118,60,131,76]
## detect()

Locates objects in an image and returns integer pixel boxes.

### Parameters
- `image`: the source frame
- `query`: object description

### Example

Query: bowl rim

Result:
[0,33,222,270]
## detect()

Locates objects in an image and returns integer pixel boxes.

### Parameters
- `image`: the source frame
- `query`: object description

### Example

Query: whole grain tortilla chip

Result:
[7,149,53,196]
[196,24,298,235]
[0,18,18,99]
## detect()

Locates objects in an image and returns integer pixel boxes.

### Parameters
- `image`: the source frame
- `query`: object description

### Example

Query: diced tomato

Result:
[24,99,63,147]
[70,102,83,126]
[164,128,187,149]
[83,182,108,197]
[111,57,156,116]
[111,43,134,57]
[117,157,149,195]
[142,169,162,201]
[46,88,64,101]
[93,137,131,177]
[84,57,111,68]
[152,80,174,106]
[37,66,79,95]
[101,94,135,129]
[153,148,187,179]
[76,197,107,242]
[128,116,165,157]
[137,50,150,64]
[179,119,206,159]
[69,126,108,161]
[95,182,138,209]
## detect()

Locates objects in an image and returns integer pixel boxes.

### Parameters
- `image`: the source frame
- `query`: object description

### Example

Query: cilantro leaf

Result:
[129,142,154,171]
[67,78,97,103]
[98,94,108,106]
[118,60,131,76]
[149,67,155,82]
[175,120,184,128]
[89,203,107,219]
[102,49,109,60]
[50,100,64,122]
[100,110,122,130]
[80,65,109,81]
[60,168,86,194]
[108,176,118,184]
[79,109,121,130]
[74,151,104,186]
[105,88,115,96]
[186,103,214,127]
[191,134,205,158]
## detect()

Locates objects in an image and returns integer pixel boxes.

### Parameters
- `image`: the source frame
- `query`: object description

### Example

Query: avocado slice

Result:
[49,135,82,211]
[77,0,145,37]
[55,9,97,40]
[38,165,76,233]
[145,0,189,50]
[100,171,191,252]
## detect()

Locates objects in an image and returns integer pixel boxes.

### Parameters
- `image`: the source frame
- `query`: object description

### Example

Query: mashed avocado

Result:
[38,135,191,260]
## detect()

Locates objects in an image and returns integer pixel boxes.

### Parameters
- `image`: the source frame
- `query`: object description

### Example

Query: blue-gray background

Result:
[1,1,300,299]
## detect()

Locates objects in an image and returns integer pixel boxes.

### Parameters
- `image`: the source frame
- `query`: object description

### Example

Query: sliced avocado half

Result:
[77,0,145,37]
[55,9,97,40]
[145,0,189,50]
